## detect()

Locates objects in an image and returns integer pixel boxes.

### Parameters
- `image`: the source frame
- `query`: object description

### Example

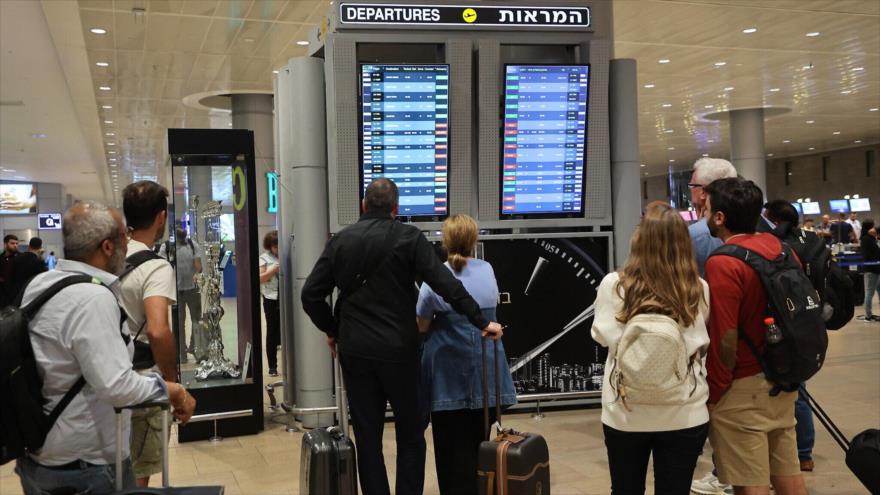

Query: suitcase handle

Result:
[801,386,850,452]
[481,336,503,439]
[335,357,350,440]
[116,401,171,491]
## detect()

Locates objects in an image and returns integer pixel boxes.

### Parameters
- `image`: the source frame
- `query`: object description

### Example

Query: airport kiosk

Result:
[275,1,641,425]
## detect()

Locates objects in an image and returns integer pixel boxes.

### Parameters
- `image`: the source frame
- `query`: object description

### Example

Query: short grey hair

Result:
[63,201,119,261]
[693,157,737,185]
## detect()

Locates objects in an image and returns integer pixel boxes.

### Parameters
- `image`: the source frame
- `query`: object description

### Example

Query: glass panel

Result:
[170,156,253,389]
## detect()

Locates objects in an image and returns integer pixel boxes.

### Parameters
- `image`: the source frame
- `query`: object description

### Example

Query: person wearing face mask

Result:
[13,201,195,495]
[117,181,178,488]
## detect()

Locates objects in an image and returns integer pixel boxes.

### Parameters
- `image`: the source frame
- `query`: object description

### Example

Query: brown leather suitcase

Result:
[476,339,550,495]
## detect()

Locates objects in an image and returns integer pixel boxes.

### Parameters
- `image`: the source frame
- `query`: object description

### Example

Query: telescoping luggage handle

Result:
[334,356,350,439]
[801,387,851,452]
[115,400,171,491]
[481,336,503,440]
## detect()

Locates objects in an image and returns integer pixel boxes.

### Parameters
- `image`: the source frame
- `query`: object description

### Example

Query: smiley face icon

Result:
[462,8,477,23]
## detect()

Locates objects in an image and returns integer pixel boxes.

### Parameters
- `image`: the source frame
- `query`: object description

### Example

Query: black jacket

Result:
[10,252,47,302]
[861,234,880,273]
[301,210,489,362]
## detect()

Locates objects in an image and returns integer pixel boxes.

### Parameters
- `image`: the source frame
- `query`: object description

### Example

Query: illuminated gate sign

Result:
[338,3,591,30]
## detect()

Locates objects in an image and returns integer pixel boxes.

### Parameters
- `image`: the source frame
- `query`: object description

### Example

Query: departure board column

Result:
[361,64,449,218]
[501,65,590,217]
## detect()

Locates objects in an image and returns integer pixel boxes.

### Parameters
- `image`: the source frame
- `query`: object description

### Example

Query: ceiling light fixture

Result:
[296,40,310,46]
[669,159,675,163]
[808,147,815,150]
[658,59,670,64]
[662,103,672,108]
[724,87,734,91]
[707,139,715,143]
[107,142,116,146]
[96,62,109,67]
[102,105,112,109]
[870,108,879,112]
[643,84,655,89]
[841,90,852,94]
[855,140,862,143]
[805,32,820,37]
[272,70,279,74]
[806,120,815,124]
[664,129,674,133]
[108,151,116,154]
[702,153,709,157]
[89,28,107,34]
[742,27,757,34]
[704,105,714,109]
[783,139,791,143]
[667,147,675,150]
[714,62,727,67]
[30,133,47,139]
[767,153,774,157]
[640,164,646,168]
[802,65,813,70]
[769,88,780,92]
[106,132,114,136]
[104,120,113,124]
[833,131,841,135]
[852,67,864,72]
[99,86,111,91]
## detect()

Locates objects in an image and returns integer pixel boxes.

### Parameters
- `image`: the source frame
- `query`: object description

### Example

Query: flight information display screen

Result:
[500,64,590,219]
[360,64,449,221]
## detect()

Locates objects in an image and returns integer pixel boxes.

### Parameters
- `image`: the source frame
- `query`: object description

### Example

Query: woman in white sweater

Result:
[591,202,710,495]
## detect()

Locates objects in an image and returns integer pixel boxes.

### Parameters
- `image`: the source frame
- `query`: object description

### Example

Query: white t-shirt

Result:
[847,219,862,239]
[591,272,711,432]
[259,252,279,300]
[119,239,177,342]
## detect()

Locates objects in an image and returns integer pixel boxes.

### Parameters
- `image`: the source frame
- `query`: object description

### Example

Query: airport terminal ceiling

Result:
[1,0,878,202]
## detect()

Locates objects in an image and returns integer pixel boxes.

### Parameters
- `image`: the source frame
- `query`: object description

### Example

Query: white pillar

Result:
[729,108,767,195]
[231,94,276,241]
[609,59,641,269]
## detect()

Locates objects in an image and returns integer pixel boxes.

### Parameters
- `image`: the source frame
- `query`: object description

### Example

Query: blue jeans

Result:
[865,272,879,318]
[15,456,134,495]
[795,385,815,461]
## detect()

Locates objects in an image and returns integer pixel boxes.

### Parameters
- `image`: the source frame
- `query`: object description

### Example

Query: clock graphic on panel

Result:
[479,236,609,395]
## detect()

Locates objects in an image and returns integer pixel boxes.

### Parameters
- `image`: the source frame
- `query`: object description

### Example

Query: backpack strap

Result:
[119,250,164,281]
[22,274,107,431]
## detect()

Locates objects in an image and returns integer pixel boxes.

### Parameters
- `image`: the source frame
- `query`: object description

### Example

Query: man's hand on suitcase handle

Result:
[168,383,196,424]
[482,322,504,340]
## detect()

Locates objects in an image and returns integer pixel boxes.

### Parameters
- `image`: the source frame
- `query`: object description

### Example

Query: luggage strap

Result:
[802,387,850,452]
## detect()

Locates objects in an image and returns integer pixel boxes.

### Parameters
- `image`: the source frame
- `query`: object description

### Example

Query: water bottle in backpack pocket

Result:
[609,314,698,410]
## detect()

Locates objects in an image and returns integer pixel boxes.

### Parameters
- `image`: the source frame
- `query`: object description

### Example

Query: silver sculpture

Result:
[191,195,241,381]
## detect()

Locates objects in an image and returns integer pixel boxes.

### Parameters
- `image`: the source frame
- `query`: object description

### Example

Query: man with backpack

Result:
[118,181,178,488]
[703,178,811,495]
[4,201,194,495]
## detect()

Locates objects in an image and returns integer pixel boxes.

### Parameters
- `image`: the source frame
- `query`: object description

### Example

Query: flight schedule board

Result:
[500,65,590,219]
[360,64,449,221]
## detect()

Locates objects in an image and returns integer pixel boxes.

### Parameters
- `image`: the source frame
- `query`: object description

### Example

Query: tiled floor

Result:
[3,311,878,494]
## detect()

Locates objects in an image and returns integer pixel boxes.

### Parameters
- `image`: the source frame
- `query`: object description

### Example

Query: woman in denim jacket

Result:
[417,214,517,495]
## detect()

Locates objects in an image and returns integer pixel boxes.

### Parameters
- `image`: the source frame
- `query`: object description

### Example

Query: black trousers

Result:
[431,408,497,495]
[262,297,280,371]
[339,353,428,495]
[603,422,709,495]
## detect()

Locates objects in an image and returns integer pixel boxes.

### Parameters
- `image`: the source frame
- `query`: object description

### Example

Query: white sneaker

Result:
[690,472,733,495]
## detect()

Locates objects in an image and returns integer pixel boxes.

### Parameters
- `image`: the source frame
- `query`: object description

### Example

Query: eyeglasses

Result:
[687,183,704,189]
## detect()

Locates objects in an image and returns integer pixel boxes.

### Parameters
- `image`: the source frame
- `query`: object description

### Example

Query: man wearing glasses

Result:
[687,157,737,275]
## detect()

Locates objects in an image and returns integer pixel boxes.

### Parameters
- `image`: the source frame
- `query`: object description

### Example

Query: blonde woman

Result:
[416,214,516,495]
[591,203,710,495]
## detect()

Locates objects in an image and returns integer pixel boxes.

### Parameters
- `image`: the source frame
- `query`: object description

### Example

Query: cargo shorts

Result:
[131,406,171,479]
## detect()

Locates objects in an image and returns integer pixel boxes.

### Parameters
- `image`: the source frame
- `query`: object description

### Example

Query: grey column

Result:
[609,59,641,270]
[231,94,277,242]
[274,69,297,407]
[288,56,334,428]
[729,108,767,195]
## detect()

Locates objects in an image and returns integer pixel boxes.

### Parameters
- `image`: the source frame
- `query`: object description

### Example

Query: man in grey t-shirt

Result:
[160,228,203,361]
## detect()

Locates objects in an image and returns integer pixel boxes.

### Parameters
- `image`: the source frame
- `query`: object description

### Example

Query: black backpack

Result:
[711,243,828,394]
[773,223,854,330]
[119,250,165,370]
[0,275,105,464]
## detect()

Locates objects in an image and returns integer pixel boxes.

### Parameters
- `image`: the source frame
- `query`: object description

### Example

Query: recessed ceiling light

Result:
[272,70,279,74]
[742,28,757,34]
[644,172,649,176]
[643,84,655,89]
[107,142,116,146]
[242,37,255,43]
[109,158,116,161]
[808,147,815,150]
[805,32,820,37]
[855,140,862,143]
[707,139,715,143]
[296,40,309,46]
[702,153,709,157]
[89,28,107,35]
[108,151,116,154]
[99,86,111,91]
[714,62,727,67]
[870,108,879,112]
[102,105,112,109]
[30,133,47,139]
[640,164,646,167]
[802,65,813,70]
[783,139,791,143]
[110,163,117,167]
[841,90,852,94]
[667,147,675,150]
[106,132,114,136]
[104,120,113,124]
[669,159,675,163]
[664,129,674,133]
[724,87,734,91]
[95,62,109,67]
[228,123,233,127]
[769,88,780,92]
[767,153,774,157]
[806,120,814,124]
[852,67,864,72]
[704,105,714,109]
[662,103,672,108]
[658,59,670,64]
[833,131,841,135]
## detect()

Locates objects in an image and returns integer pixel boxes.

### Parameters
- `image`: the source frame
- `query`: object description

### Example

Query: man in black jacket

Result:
[302,178,502,495]
[10,236,47,301]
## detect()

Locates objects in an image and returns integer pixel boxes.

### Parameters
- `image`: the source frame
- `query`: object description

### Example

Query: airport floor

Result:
[2,301,878,494]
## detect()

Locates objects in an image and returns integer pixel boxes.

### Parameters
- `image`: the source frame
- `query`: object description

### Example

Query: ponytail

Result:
[449,252,468,272]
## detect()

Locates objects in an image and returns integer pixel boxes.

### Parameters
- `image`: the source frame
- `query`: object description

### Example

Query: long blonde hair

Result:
[442,214,478,272]
[616,203,704,327]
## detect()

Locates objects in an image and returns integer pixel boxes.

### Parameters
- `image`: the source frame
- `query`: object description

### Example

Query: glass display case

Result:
[167,129,264,442]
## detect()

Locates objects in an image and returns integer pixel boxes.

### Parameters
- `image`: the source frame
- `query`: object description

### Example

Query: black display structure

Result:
[479,234,609,397]
[167,128,264,442]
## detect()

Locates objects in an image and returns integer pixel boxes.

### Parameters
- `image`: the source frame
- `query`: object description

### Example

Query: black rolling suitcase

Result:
[300,358,358,495]
[477,339,550,495]
[114,401,224,495]
[803,388,880,494]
